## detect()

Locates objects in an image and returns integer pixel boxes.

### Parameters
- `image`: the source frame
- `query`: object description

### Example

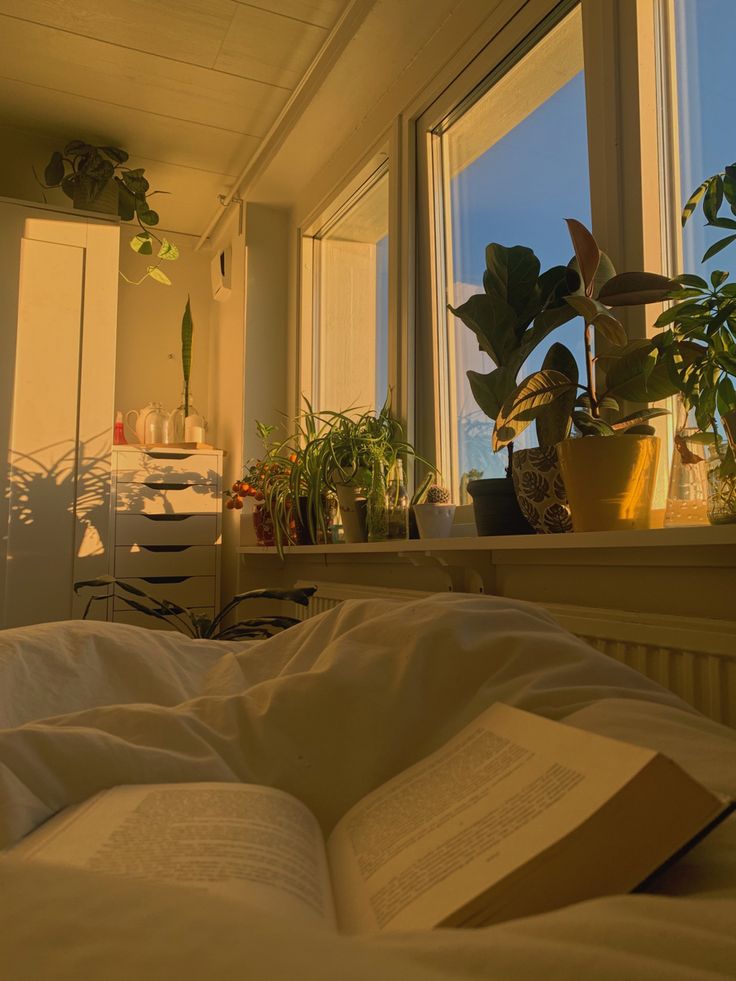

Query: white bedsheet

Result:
[1,593,734,979]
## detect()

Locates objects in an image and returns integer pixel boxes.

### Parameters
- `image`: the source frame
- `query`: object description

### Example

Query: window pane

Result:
[314,171,389,413]
[674,0,736,278]
[436,6,590,496]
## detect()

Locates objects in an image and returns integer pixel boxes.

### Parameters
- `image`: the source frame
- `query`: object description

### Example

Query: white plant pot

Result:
[413,503,456,539]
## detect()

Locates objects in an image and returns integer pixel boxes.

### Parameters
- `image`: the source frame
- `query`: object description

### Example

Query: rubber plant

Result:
[448,243,579,475]
[492,220,678,450]
[73,579,317,641]
[37,140,178,285]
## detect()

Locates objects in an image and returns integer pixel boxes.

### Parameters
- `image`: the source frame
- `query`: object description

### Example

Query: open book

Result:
[6,704,731,933]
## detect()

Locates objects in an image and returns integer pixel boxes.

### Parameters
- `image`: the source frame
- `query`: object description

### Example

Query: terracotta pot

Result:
[466,478,533,536]
[512,447,572,534]
[556,434,660,532]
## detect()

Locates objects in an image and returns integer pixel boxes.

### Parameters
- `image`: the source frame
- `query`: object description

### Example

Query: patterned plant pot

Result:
[511,447,572,534]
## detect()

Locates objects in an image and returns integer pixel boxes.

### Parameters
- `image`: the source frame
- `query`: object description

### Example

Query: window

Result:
[670,0,736,279]
[305,165,389,414]
[426,3,590,497]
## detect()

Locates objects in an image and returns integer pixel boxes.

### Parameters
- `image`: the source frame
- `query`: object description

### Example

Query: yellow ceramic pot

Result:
[556,434,660,532]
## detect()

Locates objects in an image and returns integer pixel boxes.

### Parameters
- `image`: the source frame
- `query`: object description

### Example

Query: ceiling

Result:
[0,0,355,235]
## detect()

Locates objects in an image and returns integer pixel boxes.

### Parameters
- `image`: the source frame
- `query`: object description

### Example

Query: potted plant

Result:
[493,220,676,533]
[448,242,578,535]
[74,578,316,640]
[317,401,419,543]
[37,140,178,286]
[413,483,456,538]
[647,178,736,522]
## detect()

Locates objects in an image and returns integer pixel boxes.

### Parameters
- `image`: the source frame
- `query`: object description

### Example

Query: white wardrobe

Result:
[0,197,120,627]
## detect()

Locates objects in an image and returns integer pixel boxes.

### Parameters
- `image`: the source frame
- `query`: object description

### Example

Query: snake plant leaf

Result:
[565,219,600,295]
[130,232,153,255]
[703,175,724,223]
[448,293,518,366]
[483,244,541,320]
[44,151,64,186]
[534,343,579,448]
[702,234,736,262]
[181,296,193,395]
[598,271,676,306]
[493,369,575,450]
[147,266,171,285]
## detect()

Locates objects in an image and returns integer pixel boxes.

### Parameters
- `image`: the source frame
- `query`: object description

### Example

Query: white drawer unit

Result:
[109,447,223,630]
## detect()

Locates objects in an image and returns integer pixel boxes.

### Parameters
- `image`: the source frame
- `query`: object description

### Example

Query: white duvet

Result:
[0,593,734,980]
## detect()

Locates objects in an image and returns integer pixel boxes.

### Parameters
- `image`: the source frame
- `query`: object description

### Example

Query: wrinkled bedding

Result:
[1,593,735,980]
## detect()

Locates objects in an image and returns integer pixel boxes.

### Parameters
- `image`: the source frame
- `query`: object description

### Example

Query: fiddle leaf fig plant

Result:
[493,219,677,449]
[37,140,178,286]
[448,243,577,473]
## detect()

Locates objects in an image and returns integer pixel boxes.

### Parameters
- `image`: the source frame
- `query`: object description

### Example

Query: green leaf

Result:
[708,216,736,230]
[44,151,64,186]
[534,343,578,447]
[612,408,669,430]
[483,244,540,319]
[592,313,628,347]
[623,424,656,435]
[715,352,736,376]
[122,168,149,194]
[115,179,136,221]
[702,234,736,262]
[724,172,736,208]
[99,146,129,164]
[157,238,179,261]
[181,296,193,392]
[565,218,600,295]
[147,266,172,285]
[64,140,90,156]
[138,208,159,227]
[598,271,676,306]
[602,340,656,401]
[712,270,729,288]
[703,175,724,222]
[675,273,709,289]
[573,411,615,436]
[717,376,736,415]
[654,299,708,327]
[466,366,517,421]
[493,369,575,450]
[130,232,153,255]
[448,294,518,365]
[682,178,710,225]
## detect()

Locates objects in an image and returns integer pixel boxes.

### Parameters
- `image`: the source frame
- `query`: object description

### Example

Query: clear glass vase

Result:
[169,391,204,444]
[707,454,736,525]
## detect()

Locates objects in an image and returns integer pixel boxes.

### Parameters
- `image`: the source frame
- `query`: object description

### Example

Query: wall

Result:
[116,231,213,432]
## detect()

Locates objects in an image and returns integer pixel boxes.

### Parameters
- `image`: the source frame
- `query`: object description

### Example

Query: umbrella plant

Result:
[73,579,317,641]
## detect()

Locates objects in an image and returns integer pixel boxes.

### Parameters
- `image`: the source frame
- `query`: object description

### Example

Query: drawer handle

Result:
[141,576,190,584]
[142,514,192,522]
[144,452,193,460]
[143,481,188,491]
[141,545,191,553]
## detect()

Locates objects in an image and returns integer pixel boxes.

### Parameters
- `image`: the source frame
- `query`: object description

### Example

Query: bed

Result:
[1,593,734,979]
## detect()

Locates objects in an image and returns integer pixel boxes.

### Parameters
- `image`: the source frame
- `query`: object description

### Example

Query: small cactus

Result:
[426,483,450,504]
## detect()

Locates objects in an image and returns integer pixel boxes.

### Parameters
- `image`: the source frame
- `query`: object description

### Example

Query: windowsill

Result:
[238,523,736,556]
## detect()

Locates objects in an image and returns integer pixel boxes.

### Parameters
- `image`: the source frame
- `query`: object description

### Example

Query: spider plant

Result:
[73,578,316,640]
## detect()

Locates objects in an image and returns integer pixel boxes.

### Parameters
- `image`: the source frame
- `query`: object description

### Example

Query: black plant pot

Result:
[467,477,533,537]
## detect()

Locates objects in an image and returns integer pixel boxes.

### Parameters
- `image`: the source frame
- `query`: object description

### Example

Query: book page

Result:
[8,782,336,928]
[327,703,662,933]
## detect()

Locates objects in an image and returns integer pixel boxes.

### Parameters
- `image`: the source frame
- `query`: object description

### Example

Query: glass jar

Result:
[706,454,736,525]
[664,429,709,527]
[386,460,409,540]
[169,391,205,443]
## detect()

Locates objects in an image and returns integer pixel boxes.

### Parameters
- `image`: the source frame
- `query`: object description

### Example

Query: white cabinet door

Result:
[1,204,119,627]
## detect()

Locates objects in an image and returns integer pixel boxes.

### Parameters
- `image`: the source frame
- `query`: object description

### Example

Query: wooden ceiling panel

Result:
[0,77,259,175]
[215,4,327,88]
[0,0,234,68]
[0,16,290,138]
[233,0,345,30]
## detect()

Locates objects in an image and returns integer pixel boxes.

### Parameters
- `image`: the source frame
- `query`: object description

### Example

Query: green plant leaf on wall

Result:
[130,232,153,255]
[158,239,179,261]
[147,266,172,285]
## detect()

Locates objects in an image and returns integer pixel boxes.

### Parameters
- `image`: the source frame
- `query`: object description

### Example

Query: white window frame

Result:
[412,0,675,502]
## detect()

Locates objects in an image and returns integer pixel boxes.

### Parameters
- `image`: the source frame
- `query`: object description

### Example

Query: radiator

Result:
[295,581,736,728]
